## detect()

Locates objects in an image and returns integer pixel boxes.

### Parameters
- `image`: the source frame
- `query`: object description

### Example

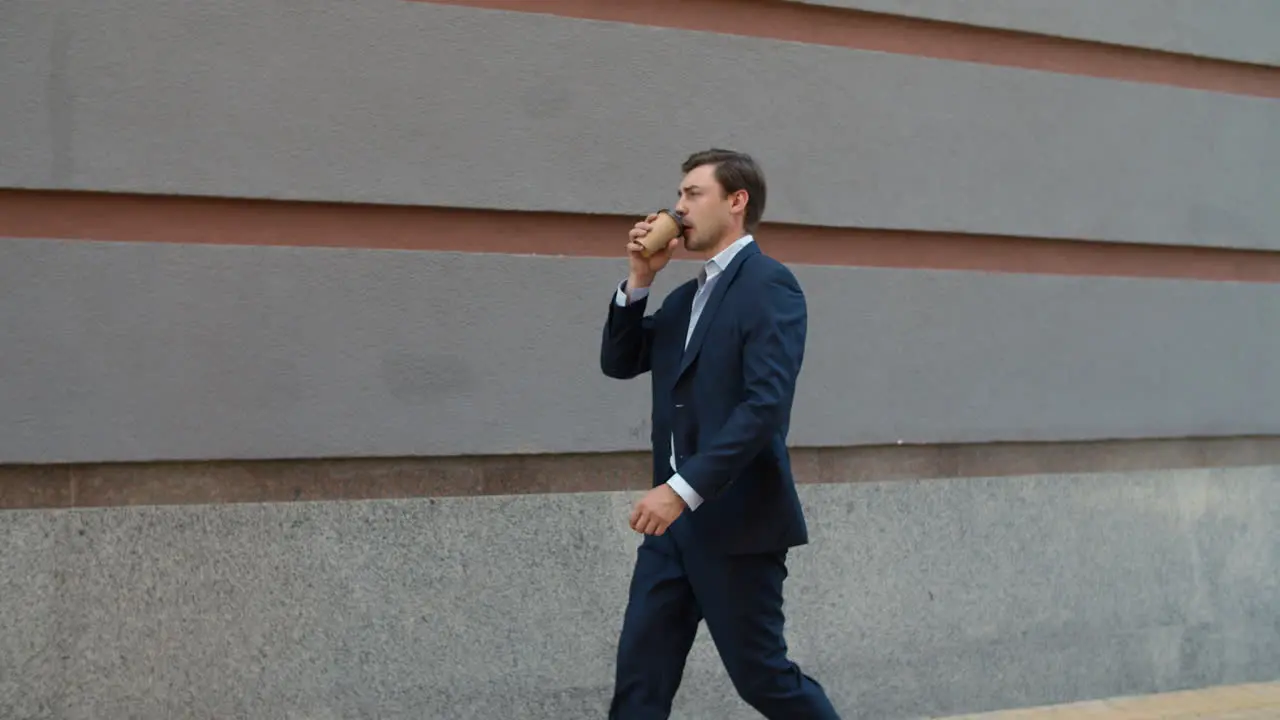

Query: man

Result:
[600,149,840,719]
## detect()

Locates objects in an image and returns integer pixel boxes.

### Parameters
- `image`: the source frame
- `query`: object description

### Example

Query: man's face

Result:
[674,164,739,253]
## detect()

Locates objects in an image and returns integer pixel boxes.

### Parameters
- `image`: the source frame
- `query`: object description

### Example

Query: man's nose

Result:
[674,199,688,215]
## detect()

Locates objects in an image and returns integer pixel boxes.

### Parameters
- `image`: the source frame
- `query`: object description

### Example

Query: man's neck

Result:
[700,231,749,261]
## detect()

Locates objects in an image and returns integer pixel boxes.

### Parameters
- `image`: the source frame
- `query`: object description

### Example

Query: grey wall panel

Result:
[4,238,1280,464]
[0,513,59,719]
[786,0,1280,66]
[2,466,1278,718]
[1,1,1277,250]
[0,2,63,188]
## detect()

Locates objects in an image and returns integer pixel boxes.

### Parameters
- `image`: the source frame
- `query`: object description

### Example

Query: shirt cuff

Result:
[615,280,650,307]
[666,473,703,511]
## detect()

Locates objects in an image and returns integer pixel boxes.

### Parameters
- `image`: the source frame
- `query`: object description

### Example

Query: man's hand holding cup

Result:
[626,210,684,292]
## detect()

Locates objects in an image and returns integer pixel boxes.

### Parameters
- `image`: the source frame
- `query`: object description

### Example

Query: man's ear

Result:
[731,189,749,215]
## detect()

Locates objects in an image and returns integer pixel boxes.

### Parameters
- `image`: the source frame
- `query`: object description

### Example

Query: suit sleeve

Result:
[676,266,806,501]
[600,280,659,379]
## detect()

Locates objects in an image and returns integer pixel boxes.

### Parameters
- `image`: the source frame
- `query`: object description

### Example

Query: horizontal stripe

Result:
[5,238,1279,464]
[423,0,1280,98]
[5,2,1276,251]
[4,436,1280,510]
[787,0,1280,67]
[6,190,1280,283]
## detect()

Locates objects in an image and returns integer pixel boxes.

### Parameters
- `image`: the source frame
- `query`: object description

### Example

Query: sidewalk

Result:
[936,681,1280,719]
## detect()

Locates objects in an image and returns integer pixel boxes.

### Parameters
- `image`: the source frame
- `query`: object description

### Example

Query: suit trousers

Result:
[608,525,840,719]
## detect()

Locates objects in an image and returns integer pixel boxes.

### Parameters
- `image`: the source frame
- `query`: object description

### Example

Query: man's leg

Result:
[609,532,702,720]
[691,549,840,719]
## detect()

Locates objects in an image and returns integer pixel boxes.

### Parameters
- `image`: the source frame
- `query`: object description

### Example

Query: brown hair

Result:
[681,148,767,232]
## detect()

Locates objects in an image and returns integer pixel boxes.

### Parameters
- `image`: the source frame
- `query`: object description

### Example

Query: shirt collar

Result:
[703,234,755,280]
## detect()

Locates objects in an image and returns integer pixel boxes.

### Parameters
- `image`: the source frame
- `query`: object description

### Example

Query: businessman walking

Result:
[601,149,839,719]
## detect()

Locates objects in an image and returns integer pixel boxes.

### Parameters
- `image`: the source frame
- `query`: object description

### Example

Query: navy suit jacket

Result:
[600,242,809,555]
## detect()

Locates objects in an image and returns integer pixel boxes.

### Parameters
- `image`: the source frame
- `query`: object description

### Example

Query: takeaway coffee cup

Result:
[637,209,685,257]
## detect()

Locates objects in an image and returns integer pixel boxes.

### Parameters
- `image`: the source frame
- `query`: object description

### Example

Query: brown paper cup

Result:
[638,209,685,257]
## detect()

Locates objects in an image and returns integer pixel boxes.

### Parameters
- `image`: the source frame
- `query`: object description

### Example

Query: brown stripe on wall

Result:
[5,189,1280,283]
[3,436,1280,510]
[418,0,1280,99]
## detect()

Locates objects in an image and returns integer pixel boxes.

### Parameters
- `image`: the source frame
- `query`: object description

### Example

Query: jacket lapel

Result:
[676,242,759,381]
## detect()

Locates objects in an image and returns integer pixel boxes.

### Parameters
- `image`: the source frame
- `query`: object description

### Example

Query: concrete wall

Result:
[787,0,1280,65]
[3,465,1278,719]
[3,1,1279,717]
[1,1,1278,250]
[4,237,1280,464]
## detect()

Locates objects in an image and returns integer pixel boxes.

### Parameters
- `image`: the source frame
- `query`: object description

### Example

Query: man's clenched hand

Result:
[629,484,687,535]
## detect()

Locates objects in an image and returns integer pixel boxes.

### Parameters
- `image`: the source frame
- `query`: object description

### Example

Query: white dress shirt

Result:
[614,234,756,511]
